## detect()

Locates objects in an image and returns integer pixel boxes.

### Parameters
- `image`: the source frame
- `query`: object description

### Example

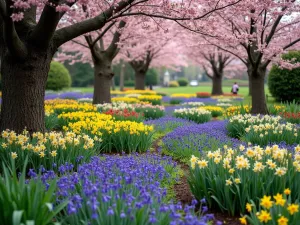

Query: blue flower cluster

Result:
[162,120,244,159]
[145,116,196,133]
[36,154,211,225]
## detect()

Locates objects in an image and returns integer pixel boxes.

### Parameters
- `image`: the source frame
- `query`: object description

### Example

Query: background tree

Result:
[193,0,300,113]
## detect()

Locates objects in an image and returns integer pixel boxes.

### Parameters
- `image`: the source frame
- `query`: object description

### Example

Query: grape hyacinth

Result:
[38,154,212,225]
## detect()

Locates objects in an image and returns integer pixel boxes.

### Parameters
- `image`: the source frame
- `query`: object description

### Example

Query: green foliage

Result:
[65,62,94,87]
[268,51,300,102]
[168,81,179,87]
[170,98,183,105]
[47,61,71,91]
[0,158,66,225]
[134,107,165,120]
[124,80,135,87]
[177,78,189,87]
[146,69,159,86]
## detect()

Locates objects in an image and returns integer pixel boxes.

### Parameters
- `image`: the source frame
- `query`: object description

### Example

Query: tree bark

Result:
[0,52,52,133]
[211,75,223,95]
[250,67,268,114]
[135,71,146,90]
[93,62,113,104]
[119,61,125,91]
[247,70,253,96]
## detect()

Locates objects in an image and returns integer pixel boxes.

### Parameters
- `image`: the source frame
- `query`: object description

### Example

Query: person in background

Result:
[232,82,239,95]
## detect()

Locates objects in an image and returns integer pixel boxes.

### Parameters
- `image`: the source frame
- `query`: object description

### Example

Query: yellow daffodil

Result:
[287,204,299,215]
[260,195,273,209]
[257,210,272,223]
[277,216,288,225]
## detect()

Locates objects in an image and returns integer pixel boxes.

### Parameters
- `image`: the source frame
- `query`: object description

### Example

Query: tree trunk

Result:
[93,63,113,104]
[250,68,268,114]
[135,71,146,90]
[0,53,52,133]
[119,61,125,91]
[211,76,223,95]
[248,75,253,96]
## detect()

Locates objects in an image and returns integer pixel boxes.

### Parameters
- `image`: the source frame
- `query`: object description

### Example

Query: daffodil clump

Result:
[170,93,196,98]
[225,105,251,117]
[198,106,224,117]
[58,112,112,128]
[217,98,232,103]
[216,103,232,107]
[173,108,212,124]
[45,101,96,115]
[240,189,300,225]
[188,144,300,215]
[111,90,126,95]
[64,119,154,153]
[96,102,165,119]
[137,95,162,105]
[227,114,282,139]
[124,90,157,95]
[111,97,141,104]
[0,130,99,172]
[182,102,205,107]
[245,122,300,145]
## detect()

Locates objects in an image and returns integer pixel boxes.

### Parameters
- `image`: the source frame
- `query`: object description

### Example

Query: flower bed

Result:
[65,119,154,153]
[199,106,223,117]
[196,92,211,98]
[0,130,98,172]
[173,108,211,124]
[138,95,162,105]
[189,144,300,215]
[163,120,243,162]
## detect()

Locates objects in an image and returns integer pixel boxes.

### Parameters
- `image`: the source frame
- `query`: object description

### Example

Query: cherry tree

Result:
[58,20,127,104]
[0,0,243,132]
[119,19,188,90]
[191,0,300,113]
[186,43,234,95]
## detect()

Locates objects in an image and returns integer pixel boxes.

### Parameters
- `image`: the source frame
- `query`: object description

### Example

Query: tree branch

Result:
[30,0,60,48]
[2,0,27,59]
[203,66,213,79]
[283,37,300,50]
[106,20,126,59]
[0,0,6,18]
[54,0,134,47]
[107,0,243,21]
[91,21,116,47]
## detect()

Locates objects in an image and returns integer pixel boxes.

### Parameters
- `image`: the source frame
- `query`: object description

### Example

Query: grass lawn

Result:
[154,85,271,97]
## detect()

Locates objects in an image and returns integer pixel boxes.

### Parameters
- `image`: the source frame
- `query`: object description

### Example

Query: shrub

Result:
[268,51,300,103]
[188,144,300,215]
[124,80,135,87]
[168,81,179,87]
[47,61,71,91]
[177,78,189,86]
